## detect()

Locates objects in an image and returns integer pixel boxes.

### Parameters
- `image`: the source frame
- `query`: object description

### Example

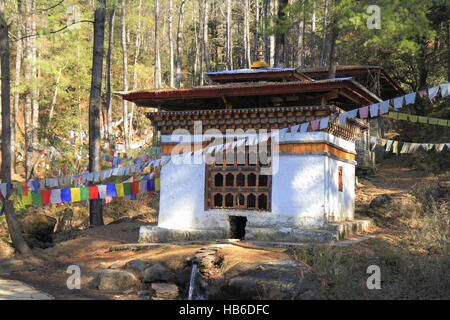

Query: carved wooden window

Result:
[205,145,272,211]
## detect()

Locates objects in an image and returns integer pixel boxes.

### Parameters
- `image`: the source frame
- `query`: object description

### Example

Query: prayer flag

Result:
[80,187,90,201]
[42,189,51,204]
[107,184,117,197]
[132,182,140,194]
[369,104,379,118]
[393,97,403,110]
[61,188,71,203]
[71,188,81,202]
[404,92,416,105]
[379,101,389,115]
[359,106,369,119]
[123,183,132,196]
[116,184,124,197]
[89,186,99,199]
[32,191,42,205]
[319,117,329,130]
[147,179,155,192]
[310,119,320,131]
[50,189,62,204]
[98,185,107,199]
[155,177,160,191]
[428,86,439,101]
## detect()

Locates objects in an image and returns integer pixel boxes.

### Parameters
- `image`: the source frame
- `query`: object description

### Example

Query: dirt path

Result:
[0,278,53,300]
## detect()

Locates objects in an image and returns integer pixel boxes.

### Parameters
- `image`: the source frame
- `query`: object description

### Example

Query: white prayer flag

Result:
[50,189,62,204]
[428,86,440,101]
[404,92,416,105]
[319,117,329,129]
[339,113,348,127]
[379,101,390,114]
[300,122,309,133]
[369,104,379,117]
[440,83,450,97]
[393,97,404,110]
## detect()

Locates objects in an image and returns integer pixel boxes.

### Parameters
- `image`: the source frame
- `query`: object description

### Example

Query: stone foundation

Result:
[138,219,373,244]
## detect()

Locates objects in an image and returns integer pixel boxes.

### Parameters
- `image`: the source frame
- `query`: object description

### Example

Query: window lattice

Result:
[205,146,272,211]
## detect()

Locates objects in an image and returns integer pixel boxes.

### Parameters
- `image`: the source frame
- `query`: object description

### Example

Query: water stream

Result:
[187,263,197,300]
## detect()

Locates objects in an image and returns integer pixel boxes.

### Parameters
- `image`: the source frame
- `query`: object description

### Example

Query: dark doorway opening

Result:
[229,216,247,240]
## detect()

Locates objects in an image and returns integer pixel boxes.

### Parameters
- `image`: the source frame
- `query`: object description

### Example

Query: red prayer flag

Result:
[132,182,140,194]
[89,186,99,199]
[42,190,51,204]
[22,182,29,196]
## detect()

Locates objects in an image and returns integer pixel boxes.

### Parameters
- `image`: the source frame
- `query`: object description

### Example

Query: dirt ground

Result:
[1,156,447,299]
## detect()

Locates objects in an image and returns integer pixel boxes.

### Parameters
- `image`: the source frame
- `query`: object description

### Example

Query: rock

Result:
[208,259,325,300]
[108,261,123,269]
[19,214,57,248]
[0,259,25,274]
[0,240,14,259]
[143,264,175,283]
[125,259,149,274]
[123,289,134,295]
[370,194,394,210]
[151,283,179,300]
[174,268,191,285]
[96,270,138,292]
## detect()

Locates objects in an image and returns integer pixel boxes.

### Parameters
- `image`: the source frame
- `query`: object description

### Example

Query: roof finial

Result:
[250,61,270,69]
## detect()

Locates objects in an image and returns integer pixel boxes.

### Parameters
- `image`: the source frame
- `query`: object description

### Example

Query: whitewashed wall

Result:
[158,132,356,233]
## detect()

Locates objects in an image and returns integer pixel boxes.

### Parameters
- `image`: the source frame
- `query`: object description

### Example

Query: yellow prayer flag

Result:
[71,188,81,202]
[116,183,124,197]
[22,193,32,206]
[155,177,160,191]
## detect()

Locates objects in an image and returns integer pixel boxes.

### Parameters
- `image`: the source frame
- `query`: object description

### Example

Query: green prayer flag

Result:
[398,113,408,120]
[408,115,418,122]
[31,191,42,205]
[388,112,398,119]
[123,183,132,196]
[80,187,90,201]
[428,118,439,125]
[418,116,428,123]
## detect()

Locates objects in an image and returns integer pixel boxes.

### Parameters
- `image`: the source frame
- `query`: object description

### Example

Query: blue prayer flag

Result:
[61,188,72,203]
[147,180,155,192]
[107,184,117,197]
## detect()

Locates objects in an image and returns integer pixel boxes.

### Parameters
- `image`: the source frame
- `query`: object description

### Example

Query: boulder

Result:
[19,214,56,248]
[0,240,14,259]
[151,283,179,300]
[96,269,138,292]
[143,263,176,283]
[125,259,149,274]
[207,259,325,300]
[0,259,25,274]
[370,194,394,210]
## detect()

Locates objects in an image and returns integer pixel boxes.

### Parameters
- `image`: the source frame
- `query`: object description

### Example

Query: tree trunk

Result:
[310,0,317,66]
[175,0,186,88]
[121,0,129,151]
[269,0,276,66]
[447,18,450,82]
[275,0,288,67]
[12,0,23,174]
[129,0,142,143]
[24,0,33,178]
[319,0,328,67]
[48,65,65,122]
[30,0,38,147]
[226,0,233,70]
[203,0,210,75]
[262,0,269,62]
[168,0,175,87]
[89,5,106,227]
[198,0,205,85]
[327,19,338,79]
[254,0,260,61]
[0,9,32,255]
[154,0,162,89]
[105,7,115,150]
[244,0,251,68]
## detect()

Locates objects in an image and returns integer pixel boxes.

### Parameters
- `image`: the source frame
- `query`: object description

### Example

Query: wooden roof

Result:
[299,65,404,99]
[121,78,381,111]
[206,67,313,83]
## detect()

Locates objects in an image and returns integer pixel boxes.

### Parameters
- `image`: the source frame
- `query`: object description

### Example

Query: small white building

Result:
[122,67,378,243]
